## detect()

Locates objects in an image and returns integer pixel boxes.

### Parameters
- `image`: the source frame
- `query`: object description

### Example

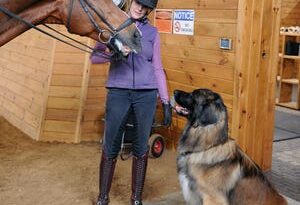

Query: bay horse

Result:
[0,0,141,55]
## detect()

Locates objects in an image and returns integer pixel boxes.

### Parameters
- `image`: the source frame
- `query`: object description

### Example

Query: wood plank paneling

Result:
[160,35,236,52]
[163,57,234,81]
[281,0,300,26]
[195,9,238,23]
[161,45,235,67]
[88,78,107,87]
[24,111,40,128]
[89,65,109,76]
[1,97,25,119]
[168,81,233,109]
[80,56,108,141]
[53,52,86,65]
[44,120,76,133]
[158,0,239,9]
[0,87,42,115]
[40,131,75,143]
[50,75,83,87]
[166,69,234,94]
[155,0,279,170]
[81,133,102,142]
[48,86,82,98]
[40,26,88,142]
[194,22,236,38]
[0,58,49,83]
[0,67,45,93]
[84,99,106,111]
[4,36,53,50]
[81,121,104,133]
[83,110,104,121]
[87,87,107,98]
[47,97,80,110]
[45,109,78,121]
[0,106,37,138]
[52,63,84,75]
[159,0,239,155]
[0,49,50,72]
[0,77,44,105]
[0,28,54,140]
[2,42,53,60]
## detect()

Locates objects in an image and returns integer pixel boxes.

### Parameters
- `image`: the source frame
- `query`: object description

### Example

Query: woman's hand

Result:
[162,103,172,127]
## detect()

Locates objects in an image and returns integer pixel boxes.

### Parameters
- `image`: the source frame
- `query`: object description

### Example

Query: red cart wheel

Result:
[148,133,165,158]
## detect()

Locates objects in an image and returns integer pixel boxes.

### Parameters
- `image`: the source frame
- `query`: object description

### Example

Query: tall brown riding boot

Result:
[131,151,149,205]
[96,151,117,205]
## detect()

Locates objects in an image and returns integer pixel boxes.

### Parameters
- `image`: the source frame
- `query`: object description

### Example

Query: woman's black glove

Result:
[162,103,172,127]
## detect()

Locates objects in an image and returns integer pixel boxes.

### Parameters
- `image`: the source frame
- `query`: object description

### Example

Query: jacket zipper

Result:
[132,53,135,88]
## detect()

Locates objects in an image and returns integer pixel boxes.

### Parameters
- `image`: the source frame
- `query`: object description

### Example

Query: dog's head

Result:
[174,89,227,127]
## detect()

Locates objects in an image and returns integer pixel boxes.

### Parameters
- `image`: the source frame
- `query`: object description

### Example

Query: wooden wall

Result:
[39,26,91,143]
[281,0,300,26]
[0,28,54,139]
[155,0,282,170]
[154,0,238,149]
[0,25,109,143]
[80,61,108,142]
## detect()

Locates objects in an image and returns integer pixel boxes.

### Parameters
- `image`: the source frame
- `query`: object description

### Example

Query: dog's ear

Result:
[207,94,215,101]
[200,106,218,126]
[193,104,218,127]
[191,104,204,127]
[206,92,220,103]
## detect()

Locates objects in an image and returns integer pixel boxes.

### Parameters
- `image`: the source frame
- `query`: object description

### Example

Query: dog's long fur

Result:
[174,89,287,205]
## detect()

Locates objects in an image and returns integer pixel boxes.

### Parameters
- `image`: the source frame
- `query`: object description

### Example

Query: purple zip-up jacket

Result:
[90,20,169,103]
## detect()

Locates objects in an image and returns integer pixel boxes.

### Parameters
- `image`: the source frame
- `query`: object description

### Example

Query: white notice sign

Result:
[173,10,195,35]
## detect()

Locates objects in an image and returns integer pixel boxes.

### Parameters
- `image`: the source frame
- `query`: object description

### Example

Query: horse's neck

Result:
[0,0,59,46]
[1,0,40,11]
[0,0,41,22]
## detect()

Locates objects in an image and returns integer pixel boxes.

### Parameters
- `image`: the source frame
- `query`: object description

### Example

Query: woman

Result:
[90,0,172,204]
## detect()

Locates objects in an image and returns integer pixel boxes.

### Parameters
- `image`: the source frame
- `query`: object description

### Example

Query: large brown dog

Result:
[174,89,287,205]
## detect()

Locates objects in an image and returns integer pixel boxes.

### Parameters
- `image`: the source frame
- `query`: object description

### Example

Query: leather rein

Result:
[0,0,135,56]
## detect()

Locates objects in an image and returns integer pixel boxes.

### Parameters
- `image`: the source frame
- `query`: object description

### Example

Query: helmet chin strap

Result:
[134,9,153,22]
[138,15,147,22]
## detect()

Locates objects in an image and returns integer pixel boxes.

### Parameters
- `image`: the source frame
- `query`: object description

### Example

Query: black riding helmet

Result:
[135,0,158,9]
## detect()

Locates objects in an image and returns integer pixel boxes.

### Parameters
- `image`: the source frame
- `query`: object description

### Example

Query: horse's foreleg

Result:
[0,0,62,46]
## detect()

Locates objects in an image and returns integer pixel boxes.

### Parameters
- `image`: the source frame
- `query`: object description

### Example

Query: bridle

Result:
[67,0,136,44]
[0,0,136,56]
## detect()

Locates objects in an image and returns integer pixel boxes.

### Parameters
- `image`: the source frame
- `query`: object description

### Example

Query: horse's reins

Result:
[0,5,95,55]
[0,0,135,57]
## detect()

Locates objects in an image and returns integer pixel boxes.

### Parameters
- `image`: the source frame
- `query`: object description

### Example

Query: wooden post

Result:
[233,0,282,170]
[74,39,92,143]
[37,38,56,140]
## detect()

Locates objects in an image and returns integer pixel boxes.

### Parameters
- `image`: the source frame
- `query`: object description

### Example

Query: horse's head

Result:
[89,0,142,55]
